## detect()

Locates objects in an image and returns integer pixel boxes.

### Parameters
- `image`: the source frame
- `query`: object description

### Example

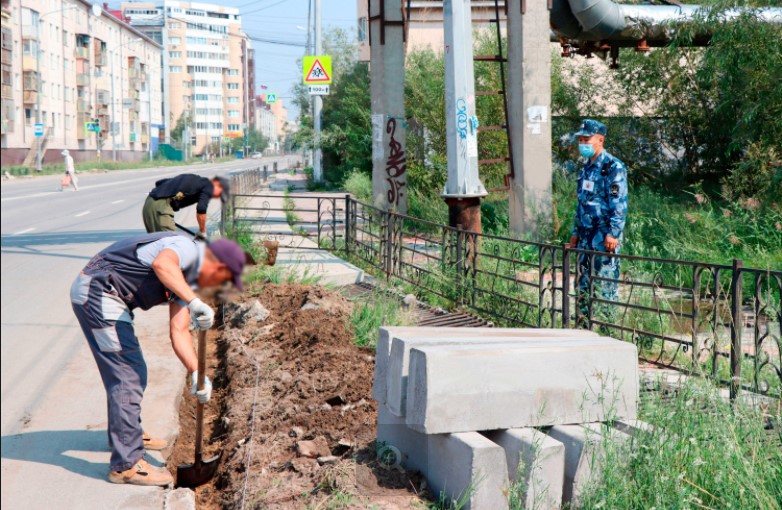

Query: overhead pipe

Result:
[552,0,782,46]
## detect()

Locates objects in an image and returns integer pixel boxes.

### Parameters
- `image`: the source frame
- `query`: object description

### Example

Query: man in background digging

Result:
[70,232,247,486]
[569,119,629,325]
[143,174,230,239]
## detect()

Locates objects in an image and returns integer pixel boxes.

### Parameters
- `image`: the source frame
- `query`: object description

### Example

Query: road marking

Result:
[75,210,91,217]
[14,228,36,235]
[111,200,125,204]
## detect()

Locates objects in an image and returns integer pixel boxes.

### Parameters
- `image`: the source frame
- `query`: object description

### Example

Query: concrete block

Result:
[386,331,603,417]
[548,423,631,505]
[406,339,638,434]
[376,403,429,473]
[426,432,510,510]
[483,428,565,510]
[373,327,597,403]
[164,488,196,510]
[613,419,655,437]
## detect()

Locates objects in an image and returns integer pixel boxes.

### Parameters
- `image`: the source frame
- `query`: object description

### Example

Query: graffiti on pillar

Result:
[385,117,407,207]
[456,98,468,139]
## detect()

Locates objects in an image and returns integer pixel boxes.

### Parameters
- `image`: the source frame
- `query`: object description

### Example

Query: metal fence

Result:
[229,192,781,399]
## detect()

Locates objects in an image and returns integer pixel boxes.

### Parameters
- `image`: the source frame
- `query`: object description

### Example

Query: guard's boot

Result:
[142,432,167,451]
[108,458,173,487]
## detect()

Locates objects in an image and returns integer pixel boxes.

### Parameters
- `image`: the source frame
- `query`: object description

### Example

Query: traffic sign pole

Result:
[313,0,323,183]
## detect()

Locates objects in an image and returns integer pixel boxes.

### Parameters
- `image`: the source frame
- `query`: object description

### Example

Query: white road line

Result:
[74,210,91,217]
[14,228,36,235]
[111,200,125,204]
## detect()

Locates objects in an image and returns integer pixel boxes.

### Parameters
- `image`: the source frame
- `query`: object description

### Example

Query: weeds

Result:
[3,155,233,177]
[349,288,410,348]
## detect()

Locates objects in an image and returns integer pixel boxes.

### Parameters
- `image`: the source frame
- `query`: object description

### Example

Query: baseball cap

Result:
[575,119,607,137]
[61,149,69,156]
[214,176,231,203]
[208,239,246,290]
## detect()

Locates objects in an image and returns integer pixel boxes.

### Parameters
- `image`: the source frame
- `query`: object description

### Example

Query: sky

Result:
[226,0,358,119]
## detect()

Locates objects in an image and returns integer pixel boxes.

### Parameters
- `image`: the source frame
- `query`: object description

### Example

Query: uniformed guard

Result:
[569,119,629,324]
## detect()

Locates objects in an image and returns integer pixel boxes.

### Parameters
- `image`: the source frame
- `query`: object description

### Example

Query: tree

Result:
[170,112,190,144]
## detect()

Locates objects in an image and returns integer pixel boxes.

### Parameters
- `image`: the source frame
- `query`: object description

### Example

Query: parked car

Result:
[251,152,262,159]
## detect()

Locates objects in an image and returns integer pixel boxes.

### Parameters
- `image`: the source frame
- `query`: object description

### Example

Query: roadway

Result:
[0,156,294,508]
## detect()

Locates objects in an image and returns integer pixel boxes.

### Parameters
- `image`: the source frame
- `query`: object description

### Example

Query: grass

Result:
[348,288,411,348]
[573,379,782,510]
[3,155,235,177]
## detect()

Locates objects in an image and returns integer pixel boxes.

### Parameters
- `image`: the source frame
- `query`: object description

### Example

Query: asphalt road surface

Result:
[0,157,293,508]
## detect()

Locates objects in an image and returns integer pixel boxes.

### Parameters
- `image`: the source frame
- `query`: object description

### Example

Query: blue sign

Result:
[34,123,44,137]
[266,93,278,104]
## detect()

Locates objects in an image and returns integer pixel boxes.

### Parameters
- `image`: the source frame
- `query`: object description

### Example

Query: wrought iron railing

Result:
[226,192,781,399]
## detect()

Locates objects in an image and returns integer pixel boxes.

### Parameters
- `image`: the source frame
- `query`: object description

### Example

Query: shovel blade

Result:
[176,452,221,489]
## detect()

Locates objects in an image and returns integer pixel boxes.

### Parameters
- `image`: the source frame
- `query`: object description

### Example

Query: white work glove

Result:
[194,231,208,242]
[190,372,212,404]
[188,298,214,330]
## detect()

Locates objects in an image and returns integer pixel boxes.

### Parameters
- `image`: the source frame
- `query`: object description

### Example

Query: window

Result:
[25,108,33,126]
[168,22,180,29]
[226,69,239,76]
[169,37,181,45]
[22,39,38,56]
[227,83,239,90]
[41,80,46,96]
[169,51,181,59]
[228,123,240,131]
[211,136,220,143]
[228,110,239,118]
[169,66,182,73]
[63,29,69,46]
[227,97,239,104]
[65,114,71,130]
[358,17,368,42]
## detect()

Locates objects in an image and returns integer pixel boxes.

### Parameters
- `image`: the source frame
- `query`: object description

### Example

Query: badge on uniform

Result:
[582,180,595,192]
[610,184,619,196]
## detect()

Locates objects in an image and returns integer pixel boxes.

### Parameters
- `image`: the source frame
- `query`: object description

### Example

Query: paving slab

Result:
[548,423,631,505]
[406,339,639,434]
[373,327,598,402]
[482,428,565,510]
[385,331,603,416]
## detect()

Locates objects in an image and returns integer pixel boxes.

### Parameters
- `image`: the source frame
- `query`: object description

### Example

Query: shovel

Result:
[176,329,221,488]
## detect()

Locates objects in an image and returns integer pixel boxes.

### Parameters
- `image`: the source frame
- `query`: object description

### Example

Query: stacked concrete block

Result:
[373,327,643,510]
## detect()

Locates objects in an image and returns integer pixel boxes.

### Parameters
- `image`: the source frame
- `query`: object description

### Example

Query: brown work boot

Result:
[108,458,173,487]
[142,432,167,451]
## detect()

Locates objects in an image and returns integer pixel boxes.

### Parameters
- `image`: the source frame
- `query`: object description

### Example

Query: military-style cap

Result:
[575,119,607,137]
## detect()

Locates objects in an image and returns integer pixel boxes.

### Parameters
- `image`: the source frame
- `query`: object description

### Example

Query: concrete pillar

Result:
[507,0,553,237]
[442,0,487,232]
[369,0,408,214]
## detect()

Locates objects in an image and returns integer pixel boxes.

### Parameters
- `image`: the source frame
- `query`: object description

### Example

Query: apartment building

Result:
[254,94,277,153]
[122,1,255,155]
[0,0,163,165]
[356,0,506,61]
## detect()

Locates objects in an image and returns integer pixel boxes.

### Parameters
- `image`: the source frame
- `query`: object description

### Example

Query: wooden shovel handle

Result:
[194,329,207,460]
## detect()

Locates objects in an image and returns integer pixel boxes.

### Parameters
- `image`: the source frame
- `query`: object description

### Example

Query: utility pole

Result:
[111,48,116,161]
[441,0,486,232]
[147,66,152,161]
[35,33,42,170]
[312,0,323,182]
[243,38,250,159]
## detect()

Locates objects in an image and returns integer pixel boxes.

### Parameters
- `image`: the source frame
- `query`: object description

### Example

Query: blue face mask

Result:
[579,143,596,158]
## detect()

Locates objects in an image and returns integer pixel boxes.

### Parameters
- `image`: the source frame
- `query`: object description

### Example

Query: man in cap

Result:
[70,233,247,486]
[142,174,230,239]
[61,149,79,191]
[569,119,629,324]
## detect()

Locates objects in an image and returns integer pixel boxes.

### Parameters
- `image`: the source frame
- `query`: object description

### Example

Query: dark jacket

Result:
[149,173,214,214]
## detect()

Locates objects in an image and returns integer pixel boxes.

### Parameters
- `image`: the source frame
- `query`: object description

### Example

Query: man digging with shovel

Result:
[70,233,247,486]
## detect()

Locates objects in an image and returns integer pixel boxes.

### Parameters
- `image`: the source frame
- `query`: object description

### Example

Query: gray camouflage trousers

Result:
[576,229,621,325]
[70,270,146,472]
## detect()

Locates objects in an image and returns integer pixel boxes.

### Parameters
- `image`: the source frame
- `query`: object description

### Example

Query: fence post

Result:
[455,226,465,307]
[562,244,571,328]
[220,201,227,238]
[730,258,743,401]
[385,210,394,280]
[230,194,237,237]
[344,195,351,256]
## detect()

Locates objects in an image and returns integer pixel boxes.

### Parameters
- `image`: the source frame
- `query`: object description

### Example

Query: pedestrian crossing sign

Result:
[302,55,332,84]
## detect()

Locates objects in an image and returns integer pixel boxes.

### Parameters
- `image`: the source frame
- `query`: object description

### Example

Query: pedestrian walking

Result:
[60,149,79,191]
[142,173,229,239]
[70,233,248,486]
[569,119,629,325]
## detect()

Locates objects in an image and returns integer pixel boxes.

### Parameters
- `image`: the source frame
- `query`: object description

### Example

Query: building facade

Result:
[122,1,255,156]
[0,0,163,165]
[254,94,277,153]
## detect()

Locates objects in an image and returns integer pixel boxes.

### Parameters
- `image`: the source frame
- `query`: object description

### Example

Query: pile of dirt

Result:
[169,284,426,509]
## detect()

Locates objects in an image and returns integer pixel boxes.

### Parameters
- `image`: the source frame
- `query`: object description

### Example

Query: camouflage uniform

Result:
[571,122,629,323]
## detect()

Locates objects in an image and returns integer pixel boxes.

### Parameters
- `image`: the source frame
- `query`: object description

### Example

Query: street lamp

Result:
[34,3,81,171]
[109,37,142,161]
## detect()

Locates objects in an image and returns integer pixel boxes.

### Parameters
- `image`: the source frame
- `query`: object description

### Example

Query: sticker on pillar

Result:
[371,114,384,160]
[467,136,478,158]
[527,106,548,123]
[527,123,542,135]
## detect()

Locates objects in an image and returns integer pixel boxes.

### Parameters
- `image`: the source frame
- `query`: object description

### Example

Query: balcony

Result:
[1,118,13,134]
[128,89,139,100]
[94,51,107,67]
[21,24,38,39]
[129,132,137,143]
[1,47,10,65]
[76,123,86,139]
[129,110,139,122]
[1,84,11,99]
[74,47,90,60]
[128,68,140,79]
[140,134,149,144]
[96,89,109,105]
[22,55,37,72]
[76,98,90,112]
[22,90,37,103]
[76,73,90,86]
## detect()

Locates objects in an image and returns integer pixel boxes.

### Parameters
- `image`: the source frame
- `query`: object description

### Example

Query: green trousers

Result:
[142,196,176,233]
